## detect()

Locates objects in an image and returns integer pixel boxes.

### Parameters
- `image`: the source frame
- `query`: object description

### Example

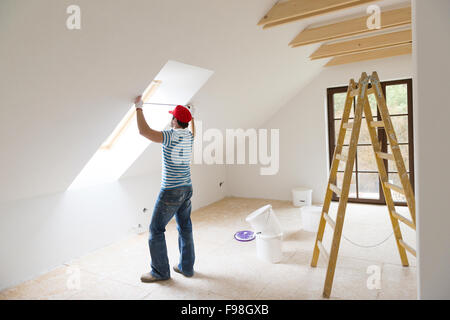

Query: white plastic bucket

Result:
[292,187,312,207]
[256,233,283,263]
[245,204,282,236]
[301,205,322,232]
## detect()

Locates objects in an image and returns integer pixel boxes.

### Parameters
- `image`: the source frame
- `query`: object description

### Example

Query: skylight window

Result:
[68,60,213,190]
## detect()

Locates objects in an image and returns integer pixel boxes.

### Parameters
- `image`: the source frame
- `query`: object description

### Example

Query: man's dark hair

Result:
[173,116,189,129]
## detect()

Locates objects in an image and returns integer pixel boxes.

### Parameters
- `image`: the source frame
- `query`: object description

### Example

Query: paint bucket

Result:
[301,205,322,232]
[292,187,312,207]
[246,204,283,263]
[245,204,283,236]
[256,232,283,263]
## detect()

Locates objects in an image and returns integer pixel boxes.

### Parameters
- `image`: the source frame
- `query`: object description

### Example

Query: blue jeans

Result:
[148,185,194,279]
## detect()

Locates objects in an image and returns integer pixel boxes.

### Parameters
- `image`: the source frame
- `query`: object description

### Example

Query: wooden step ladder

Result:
[311,72,416,298]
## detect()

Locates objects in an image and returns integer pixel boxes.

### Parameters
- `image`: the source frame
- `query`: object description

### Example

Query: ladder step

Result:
[398,239,416,257]
[384,182,405,195]
[323,212,336,230]
[392,211,416,230]
[329,184,342,197]
[376,152,395,160]
[335,153,347,162]
[367,87,375,95]
[370,121,385,128]
[343,122,353,129]
[317,241,330,264]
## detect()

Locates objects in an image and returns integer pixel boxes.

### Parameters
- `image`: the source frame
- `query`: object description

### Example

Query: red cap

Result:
[169,105,192,123]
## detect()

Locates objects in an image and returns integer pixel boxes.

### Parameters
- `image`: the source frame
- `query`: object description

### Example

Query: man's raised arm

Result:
[135,95,163,143]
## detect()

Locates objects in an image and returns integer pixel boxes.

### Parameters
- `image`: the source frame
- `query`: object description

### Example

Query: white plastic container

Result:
[246,204,284,264]
[301,205,323,232]
[292,187,312,207]
[245,204,283,236]
[256,233,283,263]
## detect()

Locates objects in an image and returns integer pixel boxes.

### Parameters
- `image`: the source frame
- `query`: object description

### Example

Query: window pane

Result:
[387,173,408,203]
[386,84,408,115]
[357,146,378,171]
[334,120,339,145]
[389,116,408,144]
[367,92,378,116]
[335,120,351,145]
[358,173,380,199]
[388,144,410,172]
[333,92,347,118]
[334,94,354,119]
[349,101,355,119]
[337,146,353,171]
[359,119,373,144]
[336,172,357,198]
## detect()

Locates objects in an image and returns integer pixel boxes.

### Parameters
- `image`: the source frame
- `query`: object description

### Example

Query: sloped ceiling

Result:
[0,0,405,203]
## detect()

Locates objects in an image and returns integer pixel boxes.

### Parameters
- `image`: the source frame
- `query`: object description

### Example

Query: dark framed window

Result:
[327,79,414,206]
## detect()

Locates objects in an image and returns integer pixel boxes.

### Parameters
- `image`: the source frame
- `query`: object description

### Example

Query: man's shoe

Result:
[173,266,193,278]
[140,272,169,283]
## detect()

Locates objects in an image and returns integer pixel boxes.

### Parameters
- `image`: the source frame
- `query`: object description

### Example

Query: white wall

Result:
[0,0,408,203]
[226,55,413,204]
[413,0,450,299]
[1,0,417,292]
[0,161,226,291]
[0,0,325,204]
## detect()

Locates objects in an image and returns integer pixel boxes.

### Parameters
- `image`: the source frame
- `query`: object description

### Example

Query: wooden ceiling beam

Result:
[290,6,411,47]
[310,29,412,60]
[258,0,377,29]
[324,43,412,67]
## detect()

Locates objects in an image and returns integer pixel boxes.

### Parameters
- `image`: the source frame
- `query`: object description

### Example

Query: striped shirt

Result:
[161,128,194,189]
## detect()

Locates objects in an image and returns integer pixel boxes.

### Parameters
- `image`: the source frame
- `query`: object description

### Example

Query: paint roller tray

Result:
[234,230,256,242]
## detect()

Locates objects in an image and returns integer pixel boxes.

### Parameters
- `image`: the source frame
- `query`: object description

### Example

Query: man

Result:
[134,95,195,282]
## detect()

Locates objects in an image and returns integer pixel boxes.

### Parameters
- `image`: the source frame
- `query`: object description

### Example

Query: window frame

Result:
[327,78,414,206]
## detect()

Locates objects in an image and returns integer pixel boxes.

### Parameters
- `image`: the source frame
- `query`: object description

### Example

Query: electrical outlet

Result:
[132,223,146,234]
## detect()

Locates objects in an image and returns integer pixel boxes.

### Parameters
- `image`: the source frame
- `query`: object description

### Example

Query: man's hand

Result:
[134,95,144,110]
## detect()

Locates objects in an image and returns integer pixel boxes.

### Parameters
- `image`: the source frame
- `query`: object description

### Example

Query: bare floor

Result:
[0,197,416,300]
